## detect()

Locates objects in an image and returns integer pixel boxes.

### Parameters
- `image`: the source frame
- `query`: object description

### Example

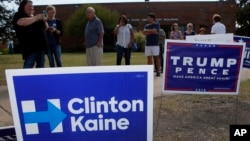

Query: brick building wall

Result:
[35,1,236,50]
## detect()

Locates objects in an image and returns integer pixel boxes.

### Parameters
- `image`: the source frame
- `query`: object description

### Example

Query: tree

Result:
[236,4,250,36]
[65,5,119,50]
[0,0,16,43]
[235,0,250,36]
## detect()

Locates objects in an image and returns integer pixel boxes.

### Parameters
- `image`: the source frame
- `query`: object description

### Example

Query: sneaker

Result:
[156,72,161,77]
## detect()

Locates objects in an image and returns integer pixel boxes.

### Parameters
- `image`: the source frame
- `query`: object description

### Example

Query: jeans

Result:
[47,44,62,67]
[116,45,131,65]
[23,51,45,68]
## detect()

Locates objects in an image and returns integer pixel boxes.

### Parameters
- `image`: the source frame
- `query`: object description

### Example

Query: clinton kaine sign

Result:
[6,66,153,141]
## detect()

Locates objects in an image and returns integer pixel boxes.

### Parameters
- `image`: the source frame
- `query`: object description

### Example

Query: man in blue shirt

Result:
[84,7,104,66]
[143,13,161,76]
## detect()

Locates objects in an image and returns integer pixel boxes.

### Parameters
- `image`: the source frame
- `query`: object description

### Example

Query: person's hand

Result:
[49,27,56,33]
[36,14,46,21]
[97,42,101,48]
[128,42,133,48]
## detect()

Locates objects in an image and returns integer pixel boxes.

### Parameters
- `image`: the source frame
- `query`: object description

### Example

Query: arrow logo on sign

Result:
[23,101,67,132]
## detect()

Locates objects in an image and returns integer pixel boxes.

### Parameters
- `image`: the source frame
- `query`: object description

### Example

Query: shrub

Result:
[65,5,119,50]
[134,31,146,52]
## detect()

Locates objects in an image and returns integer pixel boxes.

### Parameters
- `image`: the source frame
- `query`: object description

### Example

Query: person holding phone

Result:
[12,0,48,68]
[46,5,63,67]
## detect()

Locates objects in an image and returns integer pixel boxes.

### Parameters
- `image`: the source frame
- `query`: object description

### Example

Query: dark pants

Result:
[23,51,45,68]
[47,44,62,67]
[116,45,131,65]
[155,45,163,72]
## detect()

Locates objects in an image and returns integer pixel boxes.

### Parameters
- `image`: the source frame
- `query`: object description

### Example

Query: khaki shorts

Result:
[86,45,103,66]
[145,46,160,56]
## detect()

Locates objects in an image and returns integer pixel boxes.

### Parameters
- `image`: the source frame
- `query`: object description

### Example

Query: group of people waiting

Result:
[13,0,226,77]
[170,13,226,40]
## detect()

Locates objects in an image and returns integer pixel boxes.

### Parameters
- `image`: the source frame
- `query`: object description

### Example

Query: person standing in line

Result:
[8,38,14,54]
[46,5,63,67]
[12,0,48,68]
[184,23,195,39]
[211,14,226,34]
[114,15,134,65]
[158,29,166,73]
[170,23,183,40]
[143,13,161,77]
[155,28,166,73]
[84,7,104,66]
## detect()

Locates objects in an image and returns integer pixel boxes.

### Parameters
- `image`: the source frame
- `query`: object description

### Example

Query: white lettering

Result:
[211,69,217,75]
[170,56,180,65]
[68,98,84,114]
[187,68,194,74]
[117,118,129,130]
[71,116,85,132]
[118,100,131,112]
[175,67,182,73]
[227,59,237,67]
[197,58,207,67]
[211,58,223,67]
[183,57,193,66]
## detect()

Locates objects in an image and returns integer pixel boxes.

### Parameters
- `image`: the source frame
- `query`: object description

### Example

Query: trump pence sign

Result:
[6,66,153,141]
[163,40,245,95]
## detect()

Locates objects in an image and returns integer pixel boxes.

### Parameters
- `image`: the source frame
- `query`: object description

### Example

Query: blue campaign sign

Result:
[0,126,16,141]
[234,35,250,68]
[163,40,245,95]
[5,66,153,141]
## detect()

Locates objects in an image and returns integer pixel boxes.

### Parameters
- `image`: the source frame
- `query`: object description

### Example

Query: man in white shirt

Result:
[211,14,226,34]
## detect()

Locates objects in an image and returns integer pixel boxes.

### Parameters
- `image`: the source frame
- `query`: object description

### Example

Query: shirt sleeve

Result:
[211,25,215,34]
[56,20,63,35]
[155,23,160,32]
[160,29,166,37]
[127,24,132,29]
[97,19,104,34]
[12,12,22,28]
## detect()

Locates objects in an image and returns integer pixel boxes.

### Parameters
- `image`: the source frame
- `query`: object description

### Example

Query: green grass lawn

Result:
[0,52,147,85]
[0,52,250,96]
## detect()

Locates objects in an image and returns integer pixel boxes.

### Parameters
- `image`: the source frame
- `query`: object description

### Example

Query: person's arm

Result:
[114,25,120,35]
[179,31,184,40]
[159,31,166,40]
[17,14,44,26]
[97,32,104,47]
[55,20,63,35]
[143,28,158,35]
[128,25,134,48]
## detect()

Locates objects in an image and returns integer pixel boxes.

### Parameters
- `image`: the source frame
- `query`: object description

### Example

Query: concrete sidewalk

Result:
[0,68,250,127]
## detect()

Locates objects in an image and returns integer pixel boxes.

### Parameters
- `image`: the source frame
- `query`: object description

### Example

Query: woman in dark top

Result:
[12,0,48,68]
[184,23,195,39]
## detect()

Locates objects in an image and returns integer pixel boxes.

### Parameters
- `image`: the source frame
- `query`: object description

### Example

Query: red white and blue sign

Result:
[234,36,250,68]
[163,40,245,95]
[6,66,153,141]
